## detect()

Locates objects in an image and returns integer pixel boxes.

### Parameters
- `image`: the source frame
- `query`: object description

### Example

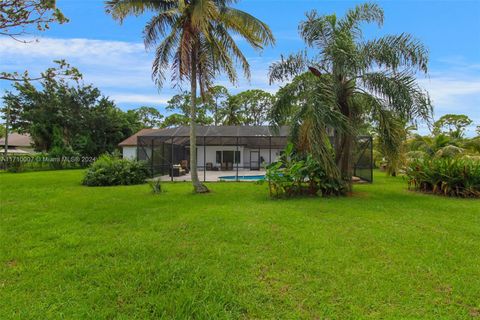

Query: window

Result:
[216,150,241,164]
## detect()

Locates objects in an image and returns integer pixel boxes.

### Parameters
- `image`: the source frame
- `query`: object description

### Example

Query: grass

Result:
[1,170,479,319]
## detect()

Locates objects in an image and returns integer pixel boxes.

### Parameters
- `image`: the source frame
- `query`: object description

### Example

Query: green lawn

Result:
[1,170,479,319]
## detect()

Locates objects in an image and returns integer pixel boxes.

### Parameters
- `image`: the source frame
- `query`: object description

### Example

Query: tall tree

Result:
[131,106,164,128]
[269,3,431,189]
[206,85,229,126]
[433,114,473,139]
[231,89,274,125]
[106,0,275,193]
[164,92,213,127]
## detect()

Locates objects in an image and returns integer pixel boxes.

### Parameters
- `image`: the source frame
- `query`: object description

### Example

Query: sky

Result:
[1,0,479,135]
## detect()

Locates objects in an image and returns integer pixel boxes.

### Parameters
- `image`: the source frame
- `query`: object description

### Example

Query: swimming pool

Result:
[219,175,265,181]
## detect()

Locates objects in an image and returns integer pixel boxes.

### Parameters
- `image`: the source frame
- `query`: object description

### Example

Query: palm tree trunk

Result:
[337,132,354,191]
[3,104,10,170]
[189,52,209,193]
[335,98,354,192]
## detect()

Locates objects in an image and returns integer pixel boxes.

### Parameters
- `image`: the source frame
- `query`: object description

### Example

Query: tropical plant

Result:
[149,178,163,194]
[407,133,456,157]
[266,143,347,198]
[106,0,274,193]
[82,154,149,186]
[406,156,480,198]
[269,3,431,190]
[220,94,244,125]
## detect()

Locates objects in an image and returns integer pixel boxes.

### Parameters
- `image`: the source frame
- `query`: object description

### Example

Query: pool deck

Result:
[158,169,266,182]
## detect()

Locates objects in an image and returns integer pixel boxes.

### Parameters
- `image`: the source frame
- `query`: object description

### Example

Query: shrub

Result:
[406,156,480,198]
[266,144,346,198]
[149,178,163,194]
[82,154,149,186]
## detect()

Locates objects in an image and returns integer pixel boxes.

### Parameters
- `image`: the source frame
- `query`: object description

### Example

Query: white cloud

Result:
[109,93,171,105]
[0,37,145,59]
[417,74,480,136]
[0,37,278,107]
[418,77,480,107]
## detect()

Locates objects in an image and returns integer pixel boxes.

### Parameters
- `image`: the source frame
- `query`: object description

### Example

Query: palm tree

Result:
[269,3,431,189]
[220,94,244,125]
[106,0,274,193]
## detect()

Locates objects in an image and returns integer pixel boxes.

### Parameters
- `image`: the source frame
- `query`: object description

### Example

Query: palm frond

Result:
[144,8,180,48]
[339,2,384,36]
[299,10,336,49]
[151,29,180,87]
[359,71,432,122]
[269,51,309,84]
[210,23,249,80]
[360,33,429,73]
[219,7,275,50]
[105,0,175,22]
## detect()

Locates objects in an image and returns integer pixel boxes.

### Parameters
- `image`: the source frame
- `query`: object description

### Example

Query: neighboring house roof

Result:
[119,126,290,147]
[0,148,31,154]
[0,133,33,148]
[118,128,159,147]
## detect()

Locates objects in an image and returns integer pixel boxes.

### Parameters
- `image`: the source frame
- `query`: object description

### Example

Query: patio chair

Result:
[180,160,189,173]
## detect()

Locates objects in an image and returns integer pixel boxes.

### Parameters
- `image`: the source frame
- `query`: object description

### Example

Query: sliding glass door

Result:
[216,150,241,170]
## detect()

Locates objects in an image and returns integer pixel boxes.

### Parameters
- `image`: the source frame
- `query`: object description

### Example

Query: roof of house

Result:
[118,126,290,147]
[118,128,160,146]
[0,133,33,148]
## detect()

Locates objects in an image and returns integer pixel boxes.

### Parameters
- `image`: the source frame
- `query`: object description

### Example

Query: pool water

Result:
[219,175,265,181]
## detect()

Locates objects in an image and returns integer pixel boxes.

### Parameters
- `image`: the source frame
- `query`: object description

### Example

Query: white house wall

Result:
[122,146,137,160]
[196,145,245,168]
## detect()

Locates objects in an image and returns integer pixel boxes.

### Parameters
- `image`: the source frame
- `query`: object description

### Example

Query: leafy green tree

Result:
[164,92,213,127]
[433,114,473,139]
[231,89,274,125]
[269,3,431,189]
[206,85,229,126]
[2,77,139,156]
[131,106,163,128]
[162,113,190,128]
[106,0,274,193]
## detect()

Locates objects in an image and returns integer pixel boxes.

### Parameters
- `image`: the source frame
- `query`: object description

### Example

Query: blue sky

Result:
[1,0,479,135]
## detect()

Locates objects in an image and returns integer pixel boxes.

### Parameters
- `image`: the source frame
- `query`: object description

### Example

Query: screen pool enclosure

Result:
[136,125,373,182]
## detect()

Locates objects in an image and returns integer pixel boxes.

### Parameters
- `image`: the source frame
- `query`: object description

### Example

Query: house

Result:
[118,125,374,182]
[118,128,159,160]
[119,125,288,174]
[0,133,35,154]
